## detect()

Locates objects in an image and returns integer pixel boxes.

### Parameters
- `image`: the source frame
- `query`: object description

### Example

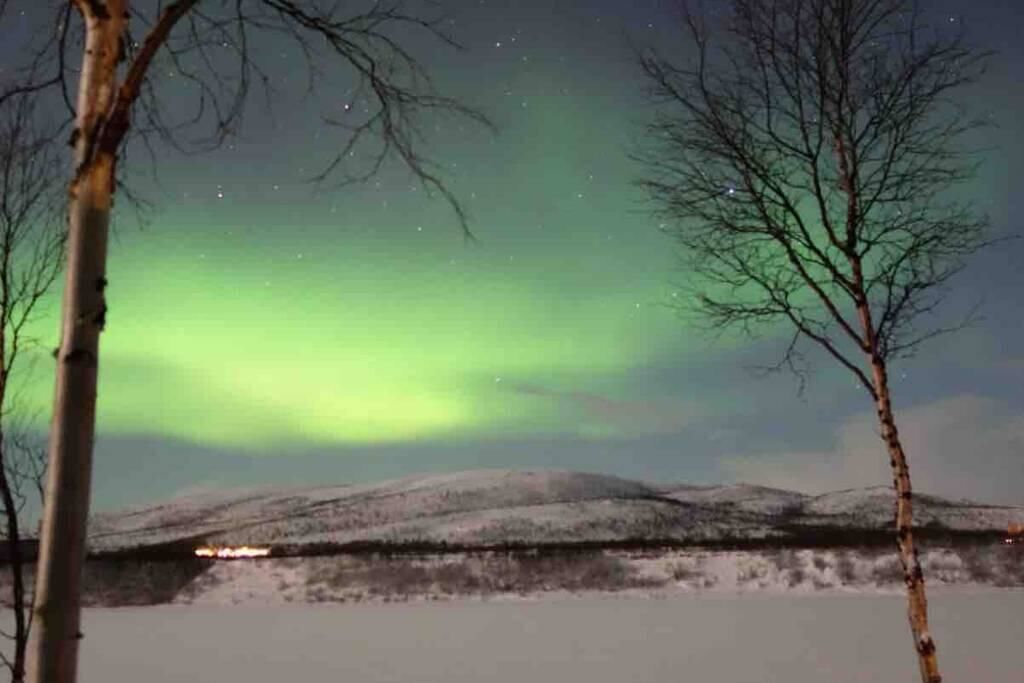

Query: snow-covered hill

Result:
[87,469,1023,552]
[799,486,1019,530]
[660,483,809,515]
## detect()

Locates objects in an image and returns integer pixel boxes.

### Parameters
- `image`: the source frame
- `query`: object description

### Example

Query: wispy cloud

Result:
[723,394,1024,504]
[507,383,701,436]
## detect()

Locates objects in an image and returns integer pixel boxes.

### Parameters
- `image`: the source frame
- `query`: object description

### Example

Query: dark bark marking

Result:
[93,303,107,330]
[83,0,110,19]
[63,348,97,367]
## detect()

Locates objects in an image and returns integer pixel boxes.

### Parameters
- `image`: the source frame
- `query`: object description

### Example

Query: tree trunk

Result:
[869,355,942,683]
[26,3,124,682]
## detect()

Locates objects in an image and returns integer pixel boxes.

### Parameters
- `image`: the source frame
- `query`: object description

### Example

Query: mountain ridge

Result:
[87,469,1023,552]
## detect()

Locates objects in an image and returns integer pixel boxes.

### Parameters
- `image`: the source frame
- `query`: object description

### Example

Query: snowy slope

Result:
[799,486,1022,530]
[661,483,809,515]
[86,469,1023,552]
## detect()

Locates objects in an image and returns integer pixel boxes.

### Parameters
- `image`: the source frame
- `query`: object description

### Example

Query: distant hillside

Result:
[86,469,1024,553]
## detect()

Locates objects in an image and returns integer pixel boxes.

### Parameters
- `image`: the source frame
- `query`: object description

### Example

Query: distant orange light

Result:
[195,545,271,559]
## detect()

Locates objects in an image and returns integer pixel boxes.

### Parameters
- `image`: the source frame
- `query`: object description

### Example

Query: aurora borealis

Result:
[4,0,1023,509]
[92,218,695,447]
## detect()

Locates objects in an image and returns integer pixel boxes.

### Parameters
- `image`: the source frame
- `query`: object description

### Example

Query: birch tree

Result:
[7,2,490,682]
[634,1,992,681]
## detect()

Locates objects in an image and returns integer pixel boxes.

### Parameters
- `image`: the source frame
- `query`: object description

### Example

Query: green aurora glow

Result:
[7,0,1021,502]
[19,200,718,449]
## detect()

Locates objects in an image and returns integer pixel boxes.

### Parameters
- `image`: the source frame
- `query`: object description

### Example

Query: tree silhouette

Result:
[634,1,994,680]
[0,74,62,683]
[6,2,491,682]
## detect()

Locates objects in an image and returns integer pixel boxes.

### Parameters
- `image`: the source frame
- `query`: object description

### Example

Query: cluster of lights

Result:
[194,545,271,559]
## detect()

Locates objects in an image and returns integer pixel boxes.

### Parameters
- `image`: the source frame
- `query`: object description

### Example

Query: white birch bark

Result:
[26,2,125,681]
[869,355,942,683]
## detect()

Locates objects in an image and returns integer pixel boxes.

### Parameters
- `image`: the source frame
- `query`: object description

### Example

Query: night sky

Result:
[5,0,1023,510]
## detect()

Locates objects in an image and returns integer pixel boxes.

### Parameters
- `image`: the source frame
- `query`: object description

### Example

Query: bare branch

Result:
[636,7,993,675]
[105,0,493,237]
[636,0,991,391]
[5,1,492,239]
[0,30,63,682]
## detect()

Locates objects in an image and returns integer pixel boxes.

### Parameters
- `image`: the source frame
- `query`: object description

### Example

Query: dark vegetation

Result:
[1,536,1017,606]
[79,522,1006,563]
[79,559,209,607]
[4,511,1018,606]
[1,558,207,608]
[305,551,662,601]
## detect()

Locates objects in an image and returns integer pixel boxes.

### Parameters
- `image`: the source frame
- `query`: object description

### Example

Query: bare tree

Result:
[634,1,993,680]
[0,80,62,683]
[0,432,48,683]
[8,2,491,682]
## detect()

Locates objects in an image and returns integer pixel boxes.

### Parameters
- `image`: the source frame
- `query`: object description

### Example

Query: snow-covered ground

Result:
[77,590,1024,683]
[63,469,1021,609]
[86,469,1024,551]
[167,546,1022,606]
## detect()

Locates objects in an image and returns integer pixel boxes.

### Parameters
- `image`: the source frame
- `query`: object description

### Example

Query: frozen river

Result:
[79,589,1023,682]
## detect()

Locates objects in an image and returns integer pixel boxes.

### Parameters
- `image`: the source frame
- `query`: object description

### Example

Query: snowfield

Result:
[16,469,1022,681]
[166,546,1021,606]
[78,590,1024,683]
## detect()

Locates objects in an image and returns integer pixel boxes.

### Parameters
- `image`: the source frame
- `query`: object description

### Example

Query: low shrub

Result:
[303,550,655,599]
[82,558,210,606]
[787,565,806,587]
[669,561,702,582]
[737,562,766,584]
[961,547,995,583]
[835,551,858,584]
[871,556,904,585]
